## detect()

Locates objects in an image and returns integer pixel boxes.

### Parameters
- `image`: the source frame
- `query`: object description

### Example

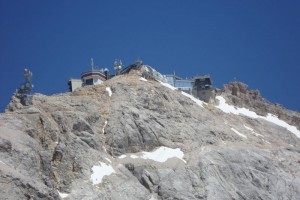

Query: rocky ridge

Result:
[221,81,300,129]
[0,69,300,199]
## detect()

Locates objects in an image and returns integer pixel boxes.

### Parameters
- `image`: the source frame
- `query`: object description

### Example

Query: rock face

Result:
[221,82,262,100]
[1,72,300,200]
[221,81,300,129]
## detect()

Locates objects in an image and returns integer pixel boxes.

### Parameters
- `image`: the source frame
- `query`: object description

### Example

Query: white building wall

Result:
[69,79,82,92]
[93,78,103,85]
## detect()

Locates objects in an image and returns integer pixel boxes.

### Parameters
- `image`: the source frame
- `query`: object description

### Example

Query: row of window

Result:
[175,81,193,88]
[165,75,212,91]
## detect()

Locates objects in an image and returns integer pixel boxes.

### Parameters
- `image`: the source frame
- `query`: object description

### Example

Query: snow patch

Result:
[243,124,264,137]
[106,87,112,97]
[216,96,300,138]
[118,146,186,163]
[57,190,69,198]
[0,160,6,165]
[216,96,259,117]
[90,162,115,185]
[181,91,206,108]
[102,121,107,134]
[265,114,300,138]
[262,139,271,144]
[149,195,157,200]
[118,155,126,159]
[158,81,177,90]
[130,155,139,159]
[231,128,247,139]
[105,157,112,163]
[243,125,254,132]
[140,77,148,81]
[142,146,186,163]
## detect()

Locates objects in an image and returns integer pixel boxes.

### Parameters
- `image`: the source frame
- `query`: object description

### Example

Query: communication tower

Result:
[18,68,34,94]
[114,59,122,75]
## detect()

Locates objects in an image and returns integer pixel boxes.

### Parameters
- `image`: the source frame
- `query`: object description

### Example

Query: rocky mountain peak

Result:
[220,81,300,130]
[221,81,262,100]
[1,72,300,199]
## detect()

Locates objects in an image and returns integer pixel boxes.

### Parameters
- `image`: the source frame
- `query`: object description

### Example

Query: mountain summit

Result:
[1,67,300,199]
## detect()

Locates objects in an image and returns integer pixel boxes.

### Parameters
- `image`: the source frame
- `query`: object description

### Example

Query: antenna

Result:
[135,58,142,68]
[114,59,122,75]
[24,68,32,81]
[91,58,94,71]
[18,68,34,94]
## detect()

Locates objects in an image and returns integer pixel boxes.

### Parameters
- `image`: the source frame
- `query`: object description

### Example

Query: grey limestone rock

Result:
[221,81,300,129]
[1,73,300,199]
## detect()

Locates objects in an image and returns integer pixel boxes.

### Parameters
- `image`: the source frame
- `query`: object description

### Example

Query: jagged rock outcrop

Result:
[221,81,300,129]
[221,82,262,101]
[1,73,300,199]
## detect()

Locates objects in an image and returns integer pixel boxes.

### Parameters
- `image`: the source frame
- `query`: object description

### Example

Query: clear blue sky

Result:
[1,0,300,112]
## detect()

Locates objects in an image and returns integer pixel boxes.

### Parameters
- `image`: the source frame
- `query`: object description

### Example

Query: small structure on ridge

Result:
[11,68,35,107]
[17,68,34,94]
[68,58,110,92]
[165,74,215,103]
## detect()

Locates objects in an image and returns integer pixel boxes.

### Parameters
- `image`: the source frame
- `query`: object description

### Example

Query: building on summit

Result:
[165,74,194,94]
[165,74,215,103]
[192,75,215,103]
[68,58,110,92]
[67,58,215,103]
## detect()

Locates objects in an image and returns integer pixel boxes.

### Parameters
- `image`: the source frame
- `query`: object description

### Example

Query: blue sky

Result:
[1,0,300,112]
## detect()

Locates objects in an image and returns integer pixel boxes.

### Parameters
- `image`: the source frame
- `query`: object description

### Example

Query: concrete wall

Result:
[68,79,82,92]
[192,88,216,103]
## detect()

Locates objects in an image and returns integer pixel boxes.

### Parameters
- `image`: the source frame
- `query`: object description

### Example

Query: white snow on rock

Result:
[0,160,6,165]
[105,157,112,163]
[130,155,139,159]
[265,113,300,138]
[90,162,115,185]
[142,146,186,163]
[216,96,300,138]
[158,81,177,90]
[106,87,112,97]
[216,96,259,117]
[262,139,271,144]
[57,190,69,198]
[140,77,148,81]
[181,91,206,108]
[149,195,157,200]
[243,124,264,137]
[118,155,126,159]
[231,128,247,139]
[118,146,186,163]
[243,125,254,132]
[102,121,107,134]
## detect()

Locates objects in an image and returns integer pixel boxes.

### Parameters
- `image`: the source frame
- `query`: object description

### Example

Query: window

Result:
[165,76,175,86]
[175,80,193,88]
[85,78,93,85]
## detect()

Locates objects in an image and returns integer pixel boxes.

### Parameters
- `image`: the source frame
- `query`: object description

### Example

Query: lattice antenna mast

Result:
[114,59,122,75]
[18,68,34,94]
[135,58,143,68]
[91,58,95,71]
[24,68,33,82]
